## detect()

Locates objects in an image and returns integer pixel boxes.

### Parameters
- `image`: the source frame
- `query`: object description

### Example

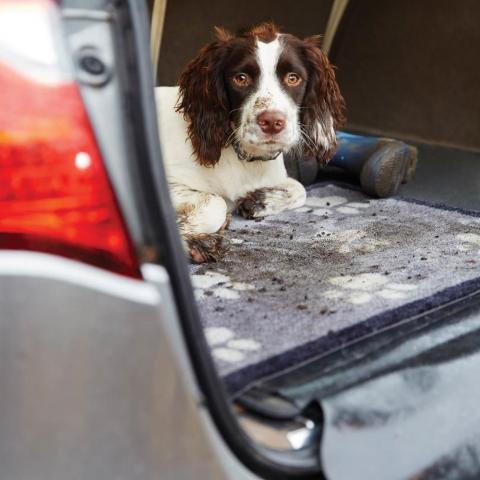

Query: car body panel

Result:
[0,252,241,479]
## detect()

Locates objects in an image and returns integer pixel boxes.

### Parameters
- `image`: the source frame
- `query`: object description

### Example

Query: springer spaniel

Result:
[155,23,345,263]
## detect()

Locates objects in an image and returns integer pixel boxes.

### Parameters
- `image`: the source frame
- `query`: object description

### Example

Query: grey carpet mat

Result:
[191,184,480,395]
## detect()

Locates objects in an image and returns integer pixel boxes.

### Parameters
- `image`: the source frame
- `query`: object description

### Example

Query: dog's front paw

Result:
[186,233,230,263]
[237,186,301,219]
[236,189,268,219]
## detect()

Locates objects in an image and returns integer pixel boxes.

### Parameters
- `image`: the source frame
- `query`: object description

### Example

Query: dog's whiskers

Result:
[299,126,317,152]
[226,126,240,145]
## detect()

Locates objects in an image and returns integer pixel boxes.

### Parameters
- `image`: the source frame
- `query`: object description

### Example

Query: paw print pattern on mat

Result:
[456,233,480,254]
[324,273,418,305]
[318,228,390,254]
[191,271,254,300]
[299,195,372,217]
[205,327,261,363]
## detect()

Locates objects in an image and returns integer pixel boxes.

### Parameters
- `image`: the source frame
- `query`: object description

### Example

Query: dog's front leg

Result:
[236,178,306,219]
[170,184,230,263]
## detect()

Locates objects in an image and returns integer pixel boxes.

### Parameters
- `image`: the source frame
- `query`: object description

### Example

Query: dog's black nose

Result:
[257,111,286,135]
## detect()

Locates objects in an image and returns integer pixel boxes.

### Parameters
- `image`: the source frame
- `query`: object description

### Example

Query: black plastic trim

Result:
[250,282,480,402]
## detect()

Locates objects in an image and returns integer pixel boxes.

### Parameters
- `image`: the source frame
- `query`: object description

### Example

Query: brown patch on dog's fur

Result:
[214,26,233,42]
[218,213,232,233]
[176,38,233,167]
[243,22,279,43]
[236,189,269,219]
[176,202,195,218]
[175,202,196,236]
[299,35,346,164]
[186,233,230,263]
[319,143,339,166]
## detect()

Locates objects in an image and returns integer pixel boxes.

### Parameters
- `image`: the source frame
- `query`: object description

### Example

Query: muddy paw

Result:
[186,233,230,263]
[236,189,268,219]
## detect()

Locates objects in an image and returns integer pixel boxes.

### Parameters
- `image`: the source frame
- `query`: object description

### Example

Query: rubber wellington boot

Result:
[330,131,418,198]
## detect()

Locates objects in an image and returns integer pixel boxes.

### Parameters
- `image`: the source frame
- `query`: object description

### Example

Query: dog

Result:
[155,23,345,263]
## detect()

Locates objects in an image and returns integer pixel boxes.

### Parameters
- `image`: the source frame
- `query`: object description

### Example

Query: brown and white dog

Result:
[155,23,345,262]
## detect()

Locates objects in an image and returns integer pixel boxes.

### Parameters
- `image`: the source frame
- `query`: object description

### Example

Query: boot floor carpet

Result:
[190,183,480,396]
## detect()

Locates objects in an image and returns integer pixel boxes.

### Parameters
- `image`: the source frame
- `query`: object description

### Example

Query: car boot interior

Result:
[153,0,480,473]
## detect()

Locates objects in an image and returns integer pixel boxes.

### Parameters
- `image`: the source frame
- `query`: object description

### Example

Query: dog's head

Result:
[176,23,346,167]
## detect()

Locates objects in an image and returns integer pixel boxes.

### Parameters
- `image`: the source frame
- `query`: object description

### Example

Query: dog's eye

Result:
[285,72,302,87]
[233,73,251,87]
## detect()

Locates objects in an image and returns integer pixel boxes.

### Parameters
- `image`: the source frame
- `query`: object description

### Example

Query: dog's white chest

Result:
[155,86,288,202]
[204,149,288,202]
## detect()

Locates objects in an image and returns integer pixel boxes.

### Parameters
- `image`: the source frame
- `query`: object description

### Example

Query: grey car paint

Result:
[0,251,260,479]
[321,328,480,480]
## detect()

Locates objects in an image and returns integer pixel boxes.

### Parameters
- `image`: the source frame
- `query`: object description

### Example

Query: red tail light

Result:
[0,0,140,278]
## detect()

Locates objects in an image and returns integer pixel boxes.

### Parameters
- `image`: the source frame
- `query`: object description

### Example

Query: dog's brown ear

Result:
[176,34,231,167]
[214,26,233,42]
[300,36,346,165]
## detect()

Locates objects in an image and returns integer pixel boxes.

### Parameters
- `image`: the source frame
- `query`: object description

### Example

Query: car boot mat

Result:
[191,144,480,397]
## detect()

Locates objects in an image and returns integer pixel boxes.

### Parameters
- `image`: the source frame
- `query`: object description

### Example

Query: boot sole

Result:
[360,142,418,198]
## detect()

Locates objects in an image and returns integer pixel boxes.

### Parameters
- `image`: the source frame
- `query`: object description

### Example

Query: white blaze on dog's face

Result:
[237,37,301,156]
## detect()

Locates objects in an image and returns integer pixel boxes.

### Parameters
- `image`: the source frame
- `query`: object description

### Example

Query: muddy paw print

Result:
[318,228,390,254]
[205,327,261,363]
[191,271,254,300]
[323,272,418,305]
[456,233,480,254]
[296,195,372,217]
